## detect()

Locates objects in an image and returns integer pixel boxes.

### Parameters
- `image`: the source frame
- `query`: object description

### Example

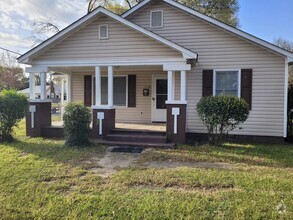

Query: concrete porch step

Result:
[110,128,165,136]
[94,139,175,149]
[106,133,166,143]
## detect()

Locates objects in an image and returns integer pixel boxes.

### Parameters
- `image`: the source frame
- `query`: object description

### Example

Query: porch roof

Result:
[17,7,198,65]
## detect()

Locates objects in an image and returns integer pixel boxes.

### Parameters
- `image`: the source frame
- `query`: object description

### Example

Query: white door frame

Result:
[151,74,167,122]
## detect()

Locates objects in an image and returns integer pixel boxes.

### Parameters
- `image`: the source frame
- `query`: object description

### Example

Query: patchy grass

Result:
[0,120,292,219]
[140,143,293,168]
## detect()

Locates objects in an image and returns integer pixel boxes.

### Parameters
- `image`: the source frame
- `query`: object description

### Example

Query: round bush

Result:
[63,103,91,146]
[196,96,249,146]
[0,90,28,142]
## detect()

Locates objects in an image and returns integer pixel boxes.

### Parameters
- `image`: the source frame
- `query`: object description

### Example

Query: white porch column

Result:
[180,70,186,101]
[95,66,101,106]
[167,70,173,102]
[108,66,113,107]
[29,72,36,100]
[40,72,47,100]
[61,78,65,103]
[172,71,176,100]
[67,74,71,102]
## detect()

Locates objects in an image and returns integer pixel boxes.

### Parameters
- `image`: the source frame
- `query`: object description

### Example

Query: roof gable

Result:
[18,7,197,64]
[122,0,293,62]
[34,15,184,62]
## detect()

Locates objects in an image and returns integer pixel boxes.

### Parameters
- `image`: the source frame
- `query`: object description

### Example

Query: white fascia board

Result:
[163,63,191,71]
[123,0,293,59]
[284,57,289,138]
[31,58,187,66]
[18,7,197,64]
[25,65,48,73]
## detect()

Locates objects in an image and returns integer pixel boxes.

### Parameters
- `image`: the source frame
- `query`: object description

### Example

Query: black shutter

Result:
[128,75,136,107]
[84,75,92,106]
[202,69,213,96]
[241,69,252,110]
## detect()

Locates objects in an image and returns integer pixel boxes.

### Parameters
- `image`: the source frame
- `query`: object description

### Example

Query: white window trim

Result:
[92,75,128,107]
[150,10,164,28]
[99,24,108,39]
[213,69,241,98]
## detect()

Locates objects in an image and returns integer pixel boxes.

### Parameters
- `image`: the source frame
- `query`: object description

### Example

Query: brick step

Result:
[106,133,166,143]
[110,128,165,136]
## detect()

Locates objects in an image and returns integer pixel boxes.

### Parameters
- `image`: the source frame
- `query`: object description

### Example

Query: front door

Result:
[152,75,167,122]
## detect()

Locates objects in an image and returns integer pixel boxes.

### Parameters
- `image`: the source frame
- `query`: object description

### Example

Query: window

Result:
[99,24,108,39]
[150,10,163,28]
[213,70,240,97]
[100,76,127,106]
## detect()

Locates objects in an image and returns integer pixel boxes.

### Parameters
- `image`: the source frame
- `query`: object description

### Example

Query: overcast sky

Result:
[0,0,292,56]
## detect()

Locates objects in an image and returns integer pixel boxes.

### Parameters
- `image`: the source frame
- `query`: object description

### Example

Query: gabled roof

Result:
[17,7,197,64]
[122,0,293,62]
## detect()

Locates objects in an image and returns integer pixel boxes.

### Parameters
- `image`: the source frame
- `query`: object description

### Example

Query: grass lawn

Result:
[0,120,292,219]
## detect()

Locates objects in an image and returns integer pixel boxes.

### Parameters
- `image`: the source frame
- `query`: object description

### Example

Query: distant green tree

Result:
[177,0,239,27]
[87,0,239,26]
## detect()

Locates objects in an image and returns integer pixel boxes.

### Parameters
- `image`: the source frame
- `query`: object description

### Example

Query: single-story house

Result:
[17,0,293,144]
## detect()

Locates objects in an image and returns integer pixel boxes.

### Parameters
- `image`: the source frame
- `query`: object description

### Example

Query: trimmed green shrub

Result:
[63,102,91,146]
[0,90,28,142]
[196,96,249,146]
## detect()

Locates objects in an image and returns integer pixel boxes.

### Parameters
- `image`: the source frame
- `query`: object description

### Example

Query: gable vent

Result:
[150,11,163,28]
[99,24,108,39]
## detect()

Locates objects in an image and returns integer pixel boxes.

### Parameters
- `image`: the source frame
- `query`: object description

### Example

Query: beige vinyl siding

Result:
[71,69,170,123]
[129,1,286,137]
[34,15,182,63]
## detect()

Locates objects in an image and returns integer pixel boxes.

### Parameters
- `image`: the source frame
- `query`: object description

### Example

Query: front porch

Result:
[25,62,191,145]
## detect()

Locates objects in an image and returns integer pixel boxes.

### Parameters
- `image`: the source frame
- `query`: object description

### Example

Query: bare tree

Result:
[29,17,60,46]
[274,38,293,52]
[274,38,293,84]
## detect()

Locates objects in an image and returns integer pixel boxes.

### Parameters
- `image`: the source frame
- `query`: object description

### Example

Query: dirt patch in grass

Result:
[89,147,141,178]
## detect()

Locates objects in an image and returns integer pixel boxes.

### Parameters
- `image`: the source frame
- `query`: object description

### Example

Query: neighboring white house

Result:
[18,83,67,101]
[17,0,293,143]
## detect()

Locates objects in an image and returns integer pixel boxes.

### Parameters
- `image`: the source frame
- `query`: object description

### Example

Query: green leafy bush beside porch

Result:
[63,102,91,146]
[0,90,28,142]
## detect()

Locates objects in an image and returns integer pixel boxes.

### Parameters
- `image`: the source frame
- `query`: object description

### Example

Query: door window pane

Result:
[215,71,239,96]
[156,79,167,109]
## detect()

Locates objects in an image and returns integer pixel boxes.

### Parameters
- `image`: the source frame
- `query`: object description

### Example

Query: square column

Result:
[95,66,101,106]
[91,66,115,139]
[40,72,47,100]
[167,70,173,102]
[26,101,52,137]
[166,103,186,143]
[108,66,113,107]
[29,73,36,100]
[180,70,186,101]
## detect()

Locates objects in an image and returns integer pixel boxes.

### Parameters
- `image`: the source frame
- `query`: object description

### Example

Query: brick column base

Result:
[92,108,115,138]
[166,104,186,143]
[26,101,52,137]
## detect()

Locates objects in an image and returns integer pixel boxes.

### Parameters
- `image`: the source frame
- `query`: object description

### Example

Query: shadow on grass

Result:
[3,137,106,168]
[176,142,293,168]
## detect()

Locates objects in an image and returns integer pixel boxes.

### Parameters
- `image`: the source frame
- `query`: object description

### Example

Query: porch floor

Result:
[51,121,166,132]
